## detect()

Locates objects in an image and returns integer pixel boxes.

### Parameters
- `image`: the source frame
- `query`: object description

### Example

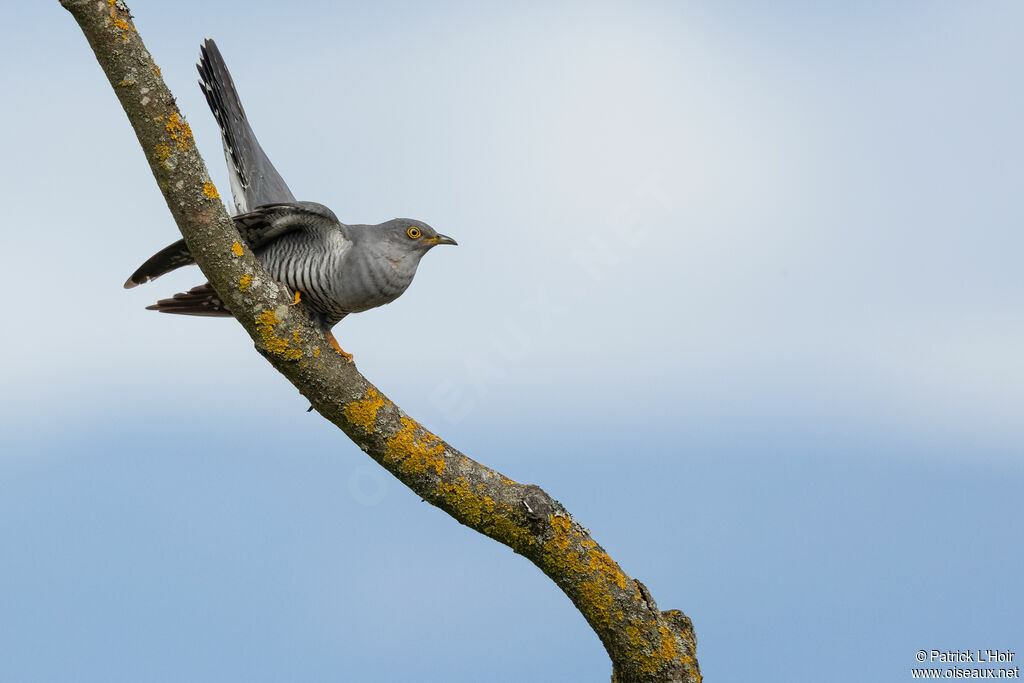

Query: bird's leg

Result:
[324,330,354,361]
[289,290,351,360]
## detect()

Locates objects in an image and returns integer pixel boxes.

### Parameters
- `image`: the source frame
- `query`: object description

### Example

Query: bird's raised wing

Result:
[198,38,295,213]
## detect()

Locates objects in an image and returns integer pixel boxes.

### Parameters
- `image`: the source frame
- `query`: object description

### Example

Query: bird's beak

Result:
[431,234,458,246]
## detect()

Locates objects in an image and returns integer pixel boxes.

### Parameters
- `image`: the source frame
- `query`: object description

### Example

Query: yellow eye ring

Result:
[406,226,422,239]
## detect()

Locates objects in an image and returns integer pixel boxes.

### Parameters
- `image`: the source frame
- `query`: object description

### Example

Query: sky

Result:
[2,1,1022,681]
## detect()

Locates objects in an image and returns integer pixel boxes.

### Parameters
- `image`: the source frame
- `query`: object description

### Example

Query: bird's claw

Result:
[325,331,354,361]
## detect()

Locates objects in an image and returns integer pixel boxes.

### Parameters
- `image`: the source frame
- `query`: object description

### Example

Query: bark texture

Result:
[60,2,701,680]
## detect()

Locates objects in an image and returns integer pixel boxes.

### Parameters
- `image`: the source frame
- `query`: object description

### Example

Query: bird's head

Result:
[379,218,458,256]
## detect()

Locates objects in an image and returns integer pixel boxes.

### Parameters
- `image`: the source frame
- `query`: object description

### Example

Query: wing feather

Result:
[123,202,344,288]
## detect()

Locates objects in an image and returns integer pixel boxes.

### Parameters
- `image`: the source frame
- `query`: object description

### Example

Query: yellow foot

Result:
[289,290,302,306]
[325,330,354,361]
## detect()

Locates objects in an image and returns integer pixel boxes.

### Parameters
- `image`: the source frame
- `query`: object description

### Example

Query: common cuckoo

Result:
[125,39,456,358]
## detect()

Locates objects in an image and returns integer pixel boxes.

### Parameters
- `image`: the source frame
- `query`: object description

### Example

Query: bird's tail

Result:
[145,283,232,317]
[198,38,295,213]
[123,238,192,289]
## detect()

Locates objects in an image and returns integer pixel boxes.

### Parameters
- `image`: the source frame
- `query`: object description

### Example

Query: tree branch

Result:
[60,2,701,680]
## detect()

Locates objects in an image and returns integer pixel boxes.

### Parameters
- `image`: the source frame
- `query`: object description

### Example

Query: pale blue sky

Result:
[2,2,1022,681]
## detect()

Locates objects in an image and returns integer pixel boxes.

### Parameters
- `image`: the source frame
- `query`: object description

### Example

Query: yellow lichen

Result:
[621,620,686,675]
[626,624,644,649]
[203,182,219,198]
[342,387,388,434]
[153,65,160,76]
[231,241,244,256]
[107,1,131,40]
[539,513,641,641]
[153,142,175,170]
[164,113,193,151]
[238,273,253,292]
[545,515,629,587]
[577,579,616,630]
[313,347,321,358]
[384,417,446,477]
[548,515,575,553]
[254,310,302,360]
[434,478,535,552]
[588,548,629,590]
[657,626,680,662]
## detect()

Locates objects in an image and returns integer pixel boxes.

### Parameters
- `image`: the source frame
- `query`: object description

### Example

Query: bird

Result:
[124,38,456,359]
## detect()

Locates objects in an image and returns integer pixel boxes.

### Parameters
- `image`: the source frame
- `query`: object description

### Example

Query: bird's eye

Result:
[406,226,422,239]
